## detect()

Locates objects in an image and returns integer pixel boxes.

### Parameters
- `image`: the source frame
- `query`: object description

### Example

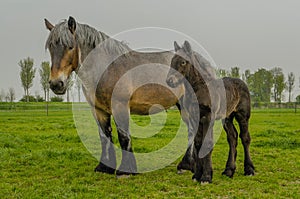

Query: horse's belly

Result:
[129,84,180,115]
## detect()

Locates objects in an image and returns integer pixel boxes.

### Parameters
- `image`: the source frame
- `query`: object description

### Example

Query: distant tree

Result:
[66,74,75,102]
[242,69,251,84]
[247,68,273,103]
[230,66,240,78]
[7,88,16,103]
[296,95,300,103]
[216,68,228,78]
[51,96,64,102]
[19,57,36,102]
[19,95,37,102]
[0,89,5,102]
[75,76,82,102]
[39,61,51,102]
[287,72,295,102]
[271,67,286,103]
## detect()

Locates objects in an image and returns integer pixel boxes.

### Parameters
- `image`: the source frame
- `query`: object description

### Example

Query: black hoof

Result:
[244,165,255,176]
[222,168,235,178]
[94,162,115,174]
[192,174,212,184]
[177,161,194,173]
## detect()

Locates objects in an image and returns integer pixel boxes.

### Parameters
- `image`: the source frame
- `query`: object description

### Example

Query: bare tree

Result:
[75,76,82,102]
[66,74,75,102]
[19,57,36,102]
[230,66,240,78]
[39,61,50,102]
[0,89,5,102]
[8,88,16,103]
[287,72,295,102]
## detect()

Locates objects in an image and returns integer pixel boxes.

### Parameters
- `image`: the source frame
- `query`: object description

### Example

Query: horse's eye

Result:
[181,60,187,66]
[69,46,74,50]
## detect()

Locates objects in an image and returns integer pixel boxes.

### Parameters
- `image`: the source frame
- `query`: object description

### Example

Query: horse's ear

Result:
[183,40,192,55]
[44,18,54,31]
[174,41,180,52]
[68,16,76,34]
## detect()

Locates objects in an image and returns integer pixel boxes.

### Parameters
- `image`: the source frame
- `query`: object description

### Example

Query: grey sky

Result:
[0,0,299,100]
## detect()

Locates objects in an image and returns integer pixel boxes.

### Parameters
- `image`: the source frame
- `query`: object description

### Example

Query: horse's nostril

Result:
[58,81,64,88]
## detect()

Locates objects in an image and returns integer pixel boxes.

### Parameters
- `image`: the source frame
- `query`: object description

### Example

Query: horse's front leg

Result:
[192,109,214,183]
[113,102,137,176]
[93,108,116,174]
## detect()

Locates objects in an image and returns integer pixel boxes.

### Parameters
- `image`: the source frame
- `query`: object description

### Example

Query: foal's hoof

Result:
[94,162,115,174]
[222,168,235,178]
[116,170,137,179]
[177,161,194,173]
[192,175,212,184]
[244,165,255,176]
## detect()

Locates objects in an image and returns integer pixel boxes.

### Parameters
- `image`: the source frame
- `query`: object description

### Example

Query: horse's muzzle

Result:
[49,79,66,95]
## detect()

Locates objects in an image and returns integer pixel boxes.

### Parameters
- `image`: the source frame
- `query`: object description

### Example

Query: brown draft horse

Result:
[44,16,196,176]
[166,41,255,183]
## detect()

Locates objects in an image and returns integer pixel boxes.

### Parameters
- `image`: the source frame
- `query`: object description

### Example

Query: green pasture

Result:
[0,103,299,198]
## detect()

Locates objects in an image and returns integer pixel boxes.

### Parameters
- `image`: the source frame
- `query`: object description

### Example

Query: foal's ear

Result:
[68,16,77,34]
[44,18,54,31]
[174,41,180,52]
[183,40,193,55]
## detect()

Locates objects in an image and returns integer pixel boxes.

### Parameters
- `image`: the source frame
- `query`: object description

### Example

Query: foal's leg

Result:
[235,112,255,176]
[176,102,195,173]
[113,103,137,176]
[193,110,214,183]
[222,114,238,178]
[93,108,116,174]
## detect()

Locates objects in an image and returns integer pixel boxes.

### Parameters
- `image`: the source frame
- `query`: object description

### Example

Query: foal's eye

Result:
[68,46,74,50]
[181,60,187,66]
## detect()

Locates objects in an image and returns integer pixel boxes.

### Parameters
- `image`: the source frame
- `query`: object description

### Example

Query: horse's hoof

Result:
[94,162,115,174]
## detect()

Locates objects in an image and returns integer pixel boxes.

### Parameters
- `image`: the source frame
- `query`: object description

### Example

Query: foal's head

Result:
[166,41,197,88]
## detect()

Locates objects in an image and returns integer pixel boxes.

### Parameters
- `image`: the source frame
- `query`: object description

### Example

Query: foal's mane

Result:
[179,46,216,82]
[45,20,131,56]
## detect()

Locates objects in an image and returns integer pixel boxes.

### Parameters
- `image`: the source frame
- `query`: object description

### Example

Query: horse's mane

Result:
[45,20,131,56]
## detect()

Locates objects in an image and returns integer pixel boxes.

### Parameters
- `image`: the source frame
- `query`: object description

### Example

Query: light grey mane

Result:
[45,20,131,60]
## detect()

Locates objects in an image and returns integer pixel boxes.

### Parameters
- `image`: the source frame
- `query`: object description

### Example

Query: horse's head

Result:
[45,16,80,94]
[166,41,194,88]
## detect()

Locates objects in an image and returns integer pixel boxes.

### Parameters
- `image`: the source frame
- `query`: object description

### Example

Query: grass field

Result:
[0,103,299,198]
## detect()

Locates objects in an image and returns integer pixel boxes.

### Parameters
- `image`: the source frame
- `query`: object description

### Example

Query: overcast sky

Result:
[0,0,299,100]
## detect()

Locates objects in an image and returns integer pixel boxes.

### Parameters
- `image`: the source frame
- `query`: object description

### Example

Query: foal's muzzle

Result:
[166,75,180,88]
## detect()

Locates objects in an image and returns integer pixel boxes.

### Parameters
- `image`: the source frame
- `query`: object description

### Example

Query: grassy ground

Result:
[0,104,299,198]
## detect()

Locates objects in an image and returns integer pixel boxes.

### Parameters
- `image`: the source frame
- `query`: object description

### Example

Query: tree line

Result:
[0,57,82,103]
[1,57,299,105]
[217,66,300,104]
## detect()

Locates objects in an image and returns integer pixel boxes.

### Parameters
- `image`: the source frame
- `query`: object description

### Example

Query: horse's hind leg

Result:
[93,108,116,174]
[222,114,238,178]
[235,112,255,176]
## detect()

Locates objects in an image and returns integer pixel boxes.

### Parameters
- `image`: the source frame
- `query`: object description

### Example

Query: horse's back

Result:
[222,77,251,117]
